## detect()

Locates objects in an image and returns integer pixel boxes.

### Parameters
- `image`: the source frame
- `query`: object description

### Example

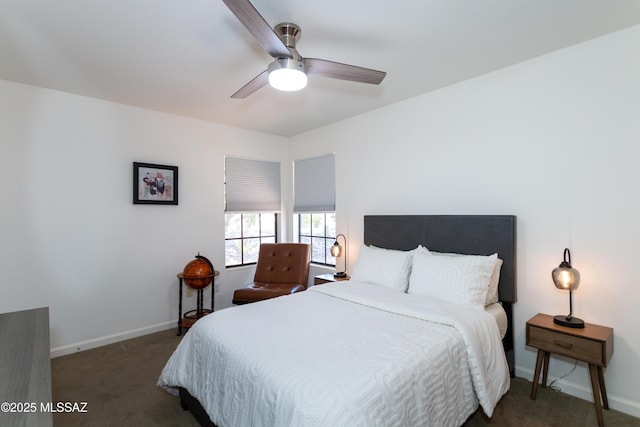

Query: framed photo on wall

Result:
[133,162,179,205]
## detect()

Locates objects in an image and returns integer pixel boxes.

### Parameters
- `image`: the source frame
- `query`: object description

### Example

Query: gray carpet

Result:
[51,328,640,426]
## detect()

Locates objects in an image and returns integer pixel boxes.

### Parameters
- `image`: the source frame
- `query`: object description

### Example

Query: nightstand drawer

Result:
[527,325,604,365]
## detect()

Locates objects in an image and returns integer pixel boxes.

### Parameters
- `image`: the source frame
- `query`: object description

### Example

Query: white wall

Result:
[289,25,640,417]
[0,79,288,356]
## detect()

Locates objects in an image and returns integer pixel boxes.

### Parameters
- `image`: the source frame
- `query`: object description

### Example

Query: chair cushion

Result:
[232,282,306,304]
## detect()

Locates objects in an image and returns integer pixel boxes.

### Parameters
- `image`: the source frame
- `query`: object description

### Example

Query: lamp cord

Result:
[548,360,578,392]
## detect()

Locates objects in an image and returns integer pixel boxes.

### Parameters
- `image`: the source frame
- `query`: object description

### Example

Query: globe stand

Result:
[177,255,219,336]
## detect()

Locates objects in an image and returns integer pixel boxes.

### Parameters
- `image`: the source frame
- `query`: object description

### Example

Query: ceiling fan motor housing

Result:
[274,22,302,49]
[268,57,305,74]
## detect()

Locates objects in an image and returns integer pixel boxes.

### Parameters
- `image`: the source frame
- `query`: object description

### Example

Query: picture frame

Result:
[133,162,178,205]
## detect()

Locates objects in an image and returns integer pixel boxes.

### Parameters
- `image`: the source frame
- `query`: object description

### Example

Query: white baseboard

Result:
[516,365,640,419]
[50,320,175,358]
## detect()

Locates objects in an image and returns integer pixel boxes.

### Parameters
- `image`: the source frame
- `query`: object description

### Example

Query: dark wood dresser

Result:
[0,307,53,427]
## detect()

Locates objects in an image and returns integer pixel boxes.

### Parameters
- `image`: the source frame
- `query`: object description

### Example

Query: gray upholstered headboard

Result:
[363,215,517,376]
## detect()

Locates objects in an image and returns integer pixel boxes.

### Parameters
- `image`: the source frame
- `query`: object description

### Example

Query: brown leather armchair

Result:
[232,243,311,305]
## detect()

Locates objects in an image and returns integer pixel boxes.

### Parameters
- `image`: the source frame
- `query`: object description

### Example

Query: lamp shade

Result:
[330,241,341,257]
[552,263,580,291]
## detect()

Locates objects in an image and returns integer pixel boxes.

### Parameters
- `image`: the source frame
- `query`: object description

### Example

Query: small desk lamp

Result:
[330,234,348,278]
[552,248,584,328]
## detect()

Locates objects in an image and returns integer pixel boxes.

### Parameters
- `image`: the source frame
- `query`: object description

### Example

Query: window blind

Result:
[225,156,281,212]
[293,154,335,212]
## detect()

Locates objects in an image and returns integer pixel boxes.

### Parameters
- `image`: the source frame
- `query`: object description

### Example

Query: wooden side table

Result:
[526,313,613,427]
[314,273,350,285]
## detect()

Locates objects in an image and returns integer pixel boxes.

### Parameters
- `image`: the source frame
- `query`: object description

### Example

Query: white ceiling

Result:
[1,0,639,137]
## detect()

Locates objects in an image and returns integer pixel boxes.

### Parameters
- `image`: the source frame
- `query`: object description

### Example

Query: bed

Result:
[159,214,517,427]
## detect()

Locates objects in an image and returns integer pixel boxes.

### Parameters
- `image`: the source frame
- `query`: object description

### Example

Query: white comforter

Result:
[158,281,510,427]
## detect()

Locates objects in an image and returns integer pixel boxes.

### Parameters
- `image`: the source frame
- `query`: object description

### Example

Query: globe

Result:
[182,255,214,290]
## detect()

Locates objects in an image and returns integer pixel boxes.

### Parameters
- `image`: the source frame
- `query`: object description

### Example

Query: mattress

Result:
[159,281,510,427]
[485,302,508,339]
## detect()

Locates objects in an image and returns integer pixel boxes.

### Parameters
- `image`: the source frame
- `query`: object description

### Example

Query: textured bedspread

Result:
[158,281,510,427]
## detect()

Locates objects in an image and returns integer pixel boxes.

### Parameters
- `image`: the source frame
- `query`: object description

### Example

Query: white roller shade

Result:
[225,156,281,212]
[293,154,335,212]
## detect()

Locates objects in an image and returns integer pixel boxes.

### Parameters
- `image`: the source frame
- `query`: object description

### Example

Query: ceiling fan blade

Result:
[231,70,269,98]
[222,0,292,59]
[304,58,386,85]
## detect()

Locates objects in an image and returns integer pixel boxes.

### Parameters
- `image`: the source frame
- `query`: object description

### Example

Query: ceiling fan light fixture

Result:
[268,58,307,92]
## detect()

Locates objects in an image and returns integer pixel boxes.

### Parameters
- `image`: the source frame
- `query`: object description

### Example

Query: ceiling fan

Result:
[222,0,387,98]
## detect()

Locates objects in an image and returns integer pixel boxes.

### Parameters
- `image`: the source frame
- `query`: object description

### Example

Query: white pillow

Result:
[408,250,498,310]
[351,244,414,292]
[417,247,502,305]
[486,258,503,305]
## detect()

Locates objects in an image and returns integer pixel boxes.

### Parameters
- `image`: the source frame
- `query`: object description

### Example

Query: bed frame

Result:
[178,214,517,426]
[363,215,517,376]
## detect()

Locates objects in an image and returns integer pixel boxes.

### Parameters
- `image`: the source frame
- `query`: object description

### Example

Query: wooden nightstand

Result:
[526,313,613,427]
[313,273,350,285]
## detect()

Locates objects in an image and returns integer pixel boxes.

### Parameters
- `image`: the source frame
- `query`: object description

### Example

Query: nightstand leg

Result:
[531,349,545,399]
[589,364,605,427]
[597,366,609,410]
[541,351,550,387]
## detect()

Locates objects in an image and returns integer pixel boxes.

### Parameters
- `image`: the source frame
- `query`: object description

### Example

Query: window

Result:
[224,156,281,267]
[225,213,277,267]
[293,154,336,266]
[293,154,335,213]
[295,213,336,266]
